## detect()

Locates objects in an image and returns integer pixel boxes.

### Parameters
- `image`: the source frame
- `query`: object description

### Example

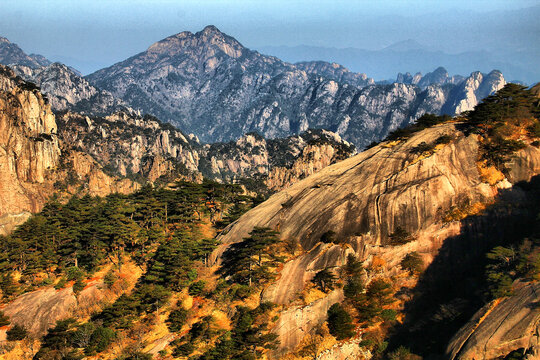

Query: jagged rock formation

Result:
[12,62,128,116]
[447,281,540,360]
[0,37,49,69]
[0,65,139,227]
[395,66,465,89]
[213,122,540,354]
[295,61,374,88]
[57,111,355,190]
[86,26,506,148]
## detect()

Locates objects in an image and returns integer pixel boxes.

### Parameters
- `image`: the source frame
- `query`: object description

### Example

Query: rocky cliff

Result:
[447,281,540,360]
[86,26,506,148]
[213,120,540,355]
[56,110,356,191]
[0,65,139,229]
[0,66,61,217]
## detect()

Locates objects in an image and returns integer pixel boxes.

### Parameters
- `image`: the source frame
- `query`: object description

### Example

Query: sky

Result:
[0,0,538,75]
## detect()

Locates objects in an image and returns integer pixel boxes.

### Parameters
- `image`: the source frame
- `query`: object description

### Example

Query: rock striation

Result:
[447,282,540,360]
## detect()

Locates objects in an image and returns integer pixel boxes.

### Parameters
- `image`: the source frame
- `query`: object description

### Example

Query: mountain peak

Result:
[0,37,10,44]
[201,25,223,35]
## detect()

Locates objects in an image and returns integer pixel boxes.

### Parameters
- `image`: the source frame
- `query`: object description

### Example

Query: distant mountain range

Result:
[0,27,508,148]
[259,42,536,85]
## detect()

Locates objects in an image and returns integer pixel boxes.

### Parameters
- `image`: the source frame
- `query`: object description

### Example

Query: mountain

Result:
[0,77,538,359]
[0,64,354,234]
[0,37,50,69]
[11,62,129,116]
[395,66,465,88]
[86,26,506,149]
[294,60,374,88]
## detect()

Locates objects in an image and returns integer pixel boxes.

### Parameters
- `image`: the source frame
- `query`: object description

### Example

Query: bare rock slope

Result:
[447,282,540,360]
[214,122,540,355]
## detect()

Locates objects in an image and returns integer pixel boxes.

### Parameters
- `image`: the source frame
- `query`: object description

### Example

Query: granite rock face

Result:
[0,65,138,223]
[86,26,506,148]
[213,122,540,354]
[447,282,540,360]
[0,66,61,216]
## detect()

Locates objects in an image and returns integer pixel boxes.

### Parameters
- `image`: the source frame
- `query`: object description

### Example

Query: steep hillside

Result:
[0,37,49,69]
[86,26,505,148]
[213,84,540,358]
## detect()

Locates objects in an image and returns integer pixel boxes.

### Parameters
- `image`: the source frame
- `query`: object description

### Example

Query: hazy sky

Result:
[1,0,538,74]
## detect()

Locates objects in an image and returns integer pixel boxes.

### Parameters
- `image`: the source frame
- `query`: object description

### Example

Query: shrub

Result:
[103,270,118,289]
[0,311,10,327]
[320,230,337,244]
[344,277,364,299]
[66,266,85,281]
[380,309,397,322]
[435,134,453,145]
[73,279,85,294]
[388,346,422,360]
[55,278,67,289]
[188,280,206,296]
[312,269,337,293]
[166,308,188,333]
[229,284,252,300]
[400,252,424,275]
[173,342,195,357]
[388,227,412,245]
[410,141,435,154]
[327,303,355,340]
[6,324,27,341]
[87,326,116,353]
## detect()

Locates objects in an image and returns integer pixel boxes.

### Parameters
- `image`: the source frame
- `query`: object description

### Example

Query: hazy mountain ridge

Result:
[260,41,537,85]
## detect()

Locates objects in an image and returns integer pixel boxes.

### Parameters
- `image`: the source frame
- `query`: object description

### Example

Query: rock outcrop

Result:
[0,66,61,216]
[56,110,356,191]
[295,60,375,88]
[0,65,138,224]
[12,62,128,116]
[447,281,540,360]
[213,122,540,353]
[86,26,506,148]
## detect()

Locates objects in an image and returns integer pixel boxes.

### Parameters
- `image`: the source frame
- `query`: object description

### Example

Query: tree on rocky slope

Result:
[219,227,281,286]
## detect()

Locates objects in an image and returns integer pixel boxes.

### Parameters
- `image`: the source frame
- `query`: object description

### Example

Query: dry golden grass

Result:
[381,140,401,148]
[477,160,506,185]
